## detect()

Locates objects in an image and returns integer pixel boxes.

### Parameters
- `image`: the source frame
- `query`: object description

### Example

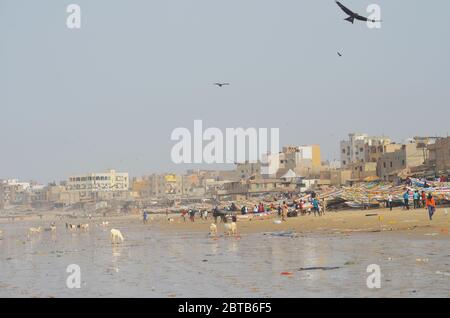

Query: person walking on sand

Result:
[143,210,148,224]
[426,193,436,221]
[403,189,410,210]
[387,193,393,211]
[413,190,420,209]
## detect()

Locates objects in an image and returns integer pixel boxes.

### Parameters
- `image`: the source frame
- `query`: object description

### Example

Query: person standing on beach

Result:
[312,198,320,216]
[387,193,393,211]
[281,201,288,221]
[426,194,436,220]
[322,198,326,215]
[421,190,426,207]
[413,190,420,209]
[143,210,148,224]
[403,190,410,210]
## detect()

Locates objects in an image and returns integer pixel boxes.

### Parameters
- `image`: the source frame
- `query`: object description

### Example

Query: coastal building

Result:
[263,145,321,178]
[217,178,297,200]
[235,161,262,180]
[340,133,391,167]
[0,180,4,210]
[427,137,450,176]
[377,140,429,181]
[66,169,129,199]
[348,162,378,181]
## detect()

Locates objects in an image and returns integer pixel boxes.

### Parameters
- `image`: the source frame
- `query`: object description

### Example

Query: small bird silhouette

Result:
[337,52,342,57]
[335,1,381,24]
[213,82,230,87]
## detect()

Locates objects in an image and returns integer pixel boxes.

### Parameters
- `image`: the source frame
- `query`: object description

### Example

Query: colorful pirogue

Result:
[322,178,450,209]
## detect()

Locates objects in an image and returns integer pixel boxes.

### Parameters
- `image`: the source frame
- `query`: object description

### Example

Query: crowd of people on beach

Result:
[391,188,438,220]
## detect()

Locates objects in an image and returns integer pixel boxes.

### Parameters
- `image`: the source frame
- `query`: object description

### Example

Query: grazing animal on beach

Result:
[66,223,77,230]
[78,224,89,231]
[224,222,237,236]
[110,229,124,243]
[44,223,56,232]
[209,223,217,236]
[29,227,42,234]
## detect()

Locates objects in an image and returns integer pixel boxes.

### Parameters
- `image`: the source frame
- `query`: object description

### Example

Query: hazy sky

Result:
[1,0,450,183]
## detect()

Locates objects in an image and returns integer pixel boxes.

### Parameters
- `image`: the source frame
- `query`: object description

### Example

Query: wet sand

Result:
[0,208,449,298]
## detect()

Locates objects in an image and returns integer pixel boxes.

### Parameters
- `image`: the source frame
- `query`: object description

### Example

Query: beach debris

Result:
[265,231,297,238]
[435,271,450,277]
[415,258,429,263]
[280,271,293,276]
[440,228,449,234]
[298,266,340,271]
[365,214,378,217]
[344,261,356,265]
[424,233,439,236]
[273,220,282,224]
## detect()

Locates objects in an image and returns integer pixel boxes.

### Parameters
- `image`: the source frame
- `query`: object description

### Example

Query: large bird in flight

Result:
[335,1,381,24]
[213,82,230,87]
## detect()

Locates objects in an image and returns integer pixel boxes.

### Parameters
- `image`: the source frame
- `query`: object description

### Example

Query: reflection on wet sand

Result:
[0,218,449,297]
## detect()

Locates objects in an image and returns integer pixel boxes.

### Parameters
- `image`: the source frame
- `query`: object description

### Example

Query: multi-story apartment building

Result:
[67,169,129,197]
[340,133,391,167]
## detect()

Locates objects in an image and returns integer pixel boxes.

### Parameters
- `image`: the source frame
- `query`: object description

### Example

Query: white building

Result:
[340,133,391,167]
[67,169,129,193]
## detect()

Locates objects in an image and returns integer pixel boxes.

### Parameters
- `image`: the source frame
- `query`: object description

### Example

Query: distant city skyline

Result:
[1,1,450,183]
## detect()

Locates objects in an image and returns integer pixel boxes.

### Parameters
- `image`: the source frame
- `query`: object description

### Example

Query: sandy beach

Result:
[154,207,450,239]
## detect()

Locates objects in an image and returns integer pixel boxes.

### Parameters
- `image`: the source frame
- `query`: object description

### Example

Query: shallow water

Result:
[0,219,449,297]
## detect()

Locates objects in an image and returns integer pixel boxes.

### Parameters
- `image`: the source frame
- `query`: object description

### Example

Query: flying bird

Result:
[337,52,342,57]
[335,1,381,24]
[213,82,230,87]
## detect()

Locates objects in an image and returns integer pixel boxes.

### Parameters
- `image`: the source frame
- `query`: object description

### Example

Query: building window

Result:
[383,162,386,168]
[390,162,393,168]
[342,149,345,154]
[402,160,405,165]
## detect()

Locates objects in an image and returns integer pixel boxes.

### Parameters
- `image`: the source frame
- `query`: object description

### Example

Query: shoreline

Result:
[1,207,449,239]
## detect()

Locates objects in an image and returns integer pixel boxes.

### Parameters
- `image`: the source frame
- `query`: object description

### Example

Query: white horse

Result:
[110,229,124,243]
